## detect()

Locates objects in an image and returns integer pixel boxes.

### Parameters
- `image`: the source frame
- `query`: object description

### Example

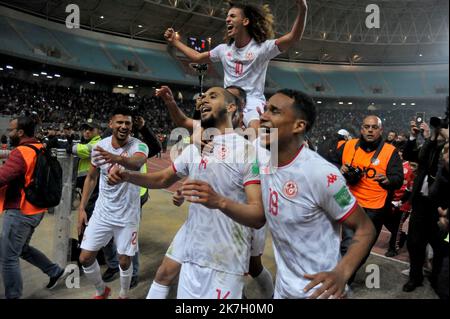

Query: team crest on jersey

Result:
[227,51,232,59]
[372,158,380,166]
[246,52,254,60]
[215,145,229,160]
[283,180,298,198]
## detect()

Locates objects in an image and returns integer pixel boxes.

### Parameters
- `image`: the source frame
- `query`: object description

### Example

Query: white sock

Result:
[119,263,133,298]
[83,261,106,296]
[253,267,274,299]
[146,280,170,299]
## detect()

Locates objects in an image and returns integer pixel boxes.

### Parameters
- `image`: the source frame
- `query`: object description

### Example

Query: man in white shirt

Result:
[188,89,376,298]
[146,85,273,299]
[164,0,308,131]
[108,87,264,299]
[77,107,148,299]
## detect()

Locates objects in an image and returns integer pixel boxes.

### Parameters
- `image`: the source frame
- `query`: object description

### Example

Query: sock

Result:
[253,267,274,299]
[146,280,170,299]
[119,262,133,298]
[83,261,106,296]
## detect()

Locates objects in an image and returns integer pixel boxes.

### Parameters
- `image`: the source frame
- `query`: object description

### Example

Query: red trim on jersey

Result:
[171,163,177,173]
[277,145,304,168]
[338,202,358,224]
[133,152,147,157]
[244,180,261,187]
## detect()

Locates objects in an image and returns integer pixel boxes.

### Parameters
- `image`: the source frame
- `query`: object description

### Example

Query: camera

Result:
[343,164,363,185]
[430,98,449,130]
[429,116,448,129]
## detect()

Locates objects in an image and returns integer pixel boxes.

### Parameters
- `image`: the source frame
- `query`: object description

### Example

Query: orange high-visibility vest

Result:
[337,140,346,149]
[342,138,396,209]
[0,143,47,215]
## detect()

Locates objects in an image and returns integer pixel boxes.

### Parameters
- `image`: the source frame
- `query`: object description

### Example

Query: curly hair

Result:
[224,2,275,44]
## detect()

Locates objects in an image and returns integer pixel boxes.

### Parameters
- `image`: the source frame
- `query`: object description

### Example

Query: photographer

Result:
[338,115,404,284]
[401,112,449,292]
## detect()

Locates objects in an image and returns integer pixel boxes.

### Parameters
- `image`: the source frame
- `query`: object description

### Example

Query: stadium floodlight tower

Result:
[187,36,211,95]
[189,62,208,94]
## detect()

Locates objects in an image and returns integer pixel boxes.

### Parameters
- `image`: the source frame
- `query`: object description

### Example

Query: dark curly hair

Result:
[224,2,275,45]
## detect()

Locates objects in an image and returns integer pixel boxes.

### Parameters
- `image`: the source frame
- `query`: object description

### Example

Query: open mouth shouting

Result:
[226,24,235,35]
[201,104,212,117]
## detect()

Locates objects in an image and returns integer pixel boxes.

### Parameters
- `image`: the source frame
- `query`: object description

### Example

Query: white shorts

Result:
[251,225,267,257]
[165,222,186,264]
[243,96,265,127]
[177,262,245,299]
[80,214,139,257]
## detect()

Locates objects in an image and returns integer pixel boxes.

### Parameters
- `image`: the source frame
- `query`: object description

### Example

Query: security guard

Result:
[338,115,404,283]
[71,119,102,194]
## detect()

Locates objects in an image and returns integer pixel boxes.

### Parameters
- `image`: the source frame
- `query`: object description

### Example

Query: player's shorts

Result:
[243,96,265,128]
[80,214,139,257]
[177,262,245,299]
[251,225,267,257]
[165,222,186,264]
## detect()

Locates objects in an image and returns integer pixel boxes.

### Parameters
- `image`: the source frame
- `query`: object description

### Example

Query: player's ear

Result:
[293,119,307,135]
[108,118,113,129]
[226,103,237,115]
[242,17,250,27]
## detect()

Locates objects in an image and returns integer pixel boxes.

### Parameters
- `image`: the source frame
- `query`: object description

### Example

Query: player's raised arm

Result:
[181,180,265,229]
[107,164,180,190]
[275,0,308,52]
[155,86,195,132]
[165,28,210,64]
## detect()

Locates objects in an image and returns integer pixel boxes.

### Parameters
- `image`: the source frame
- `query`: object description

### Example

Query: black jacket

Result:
[402,137,445,204]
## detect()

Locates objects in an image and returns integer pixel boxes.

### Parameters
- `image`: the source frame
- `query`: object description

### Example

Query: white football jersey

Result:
[257,144,357,298]
[209,39,281,108]
[91,136,149,227]
[173,133,260,275]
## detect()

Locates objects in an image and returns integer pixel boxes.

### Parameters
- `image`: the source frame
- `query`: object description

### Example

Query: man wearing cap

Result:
[70,119,102,192]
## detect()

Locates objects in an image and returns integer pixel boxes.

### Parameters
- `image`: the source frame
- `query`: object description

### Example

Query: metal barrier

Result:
[52,149,75,268]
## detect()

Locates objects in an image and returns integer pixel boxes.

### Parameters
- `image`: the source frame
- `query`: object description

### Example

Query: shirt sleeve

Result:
[76,143,93,159]
[242,145,261,186]
[0,149,26,187]
[311,163,357,222]
[262,39,282,61]
[132,140,149,157]
[172,144,193,177]
[209,44,226,63]
[90,140,104,168]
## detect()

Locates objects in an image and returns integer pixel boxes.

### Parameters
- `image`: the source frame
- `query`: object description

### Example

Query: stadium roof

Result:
[1,0,449,65]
